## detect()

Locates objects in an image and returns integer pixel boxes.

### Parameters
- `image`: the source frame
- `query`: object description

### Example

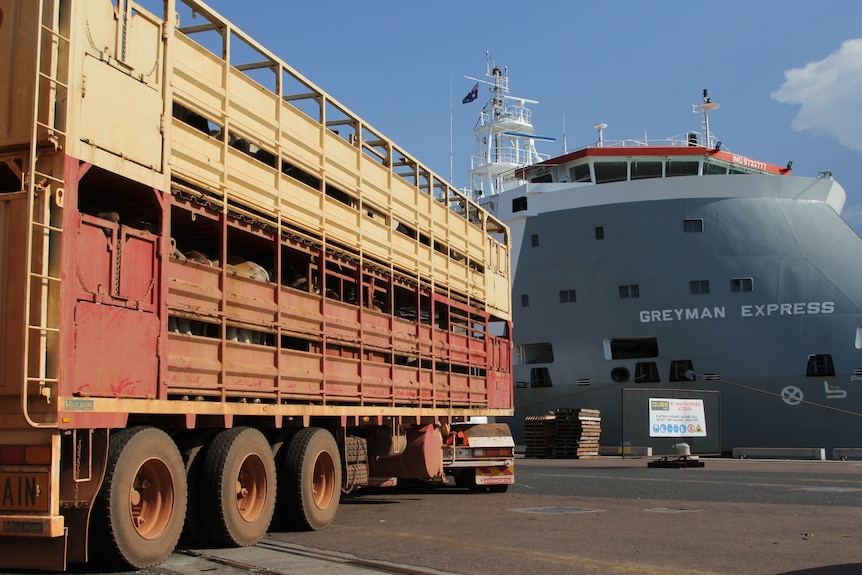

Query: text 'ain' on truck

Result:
[0,0,515,570]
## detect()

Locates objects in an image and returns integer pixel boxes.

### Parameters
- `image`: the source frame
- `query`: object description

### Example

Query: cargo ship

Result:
[465,58,862,456]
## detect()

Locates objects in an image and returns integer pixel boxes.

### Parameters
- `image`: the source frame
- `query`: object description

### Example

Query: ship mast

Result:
[699,89,720,148]
[466,54,552,197]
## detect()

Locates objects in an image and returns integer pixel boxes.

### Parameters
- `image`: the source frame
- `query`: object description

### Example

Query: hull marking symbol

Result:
[781,386,804,406]
[823,381,848,400]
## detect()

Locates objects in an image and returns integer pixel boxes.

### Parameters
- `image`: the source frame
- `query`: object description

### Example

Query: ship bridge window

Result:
[666,160,699,177]
[594,161,628,184]
[531,174,553,183]
[635,362,660,383]
[530,367,553,387]
[605,337,659,360]
[704,162,728,175]
[631,161,662,180]
[516,342,554,365]
[731,277,753,292]
[513,196,528,212]
[806,354,835,377]
[669,360,696,381]
[570,163,592,183]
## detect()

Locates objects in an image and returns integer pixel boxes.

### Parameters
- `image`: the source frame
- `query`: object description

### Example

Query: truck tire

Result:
[91,427,187,569]
[201,427,276,547]
[176,430,218,545]
[282,427,341,530]
[268,428,298,531]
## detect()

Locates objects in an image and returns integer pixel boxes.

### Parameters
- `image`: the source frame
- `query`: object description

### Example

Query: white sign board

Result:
[649,398,707,437]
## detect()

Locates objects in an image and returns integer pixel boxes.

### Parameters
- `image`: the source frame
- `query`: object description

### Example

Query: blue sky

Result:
[157,0,862,234]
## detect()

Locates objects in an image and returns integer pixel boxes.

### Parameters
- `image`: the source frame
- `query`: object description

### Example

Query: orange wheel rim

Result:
[236,454,266,521]
[311,451,335,510]
[130,459,174,539]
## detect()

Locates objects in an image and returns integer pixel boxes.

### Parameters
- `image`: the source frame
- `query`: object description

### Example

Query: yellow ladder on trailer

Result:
[22,0,69,427]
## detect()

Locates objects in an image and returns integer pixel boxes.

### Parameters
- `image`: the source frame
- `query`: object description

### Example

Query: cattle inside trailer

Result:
[0,0,514,570]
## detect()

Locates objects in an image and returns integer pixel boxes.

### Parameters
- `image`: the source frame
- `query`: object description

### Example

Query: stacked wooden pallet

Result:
[523,414,556,458]
[551,408,602,459]
[523,409,602,459]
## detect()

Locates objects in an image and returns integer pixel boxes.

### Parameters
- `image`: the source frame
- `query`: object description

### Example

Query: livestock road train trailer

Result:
[0,0,515,570]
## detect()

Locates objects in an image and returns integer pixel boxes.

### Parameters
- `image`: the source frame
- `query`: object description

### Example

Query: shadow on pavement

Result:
[774,565,862,575]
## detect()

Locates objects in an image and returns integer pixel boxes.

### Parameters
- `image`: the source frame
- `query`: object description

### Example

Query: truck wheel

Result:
[201,427,276,547]
[282,427,341,530]
[92,427,187,569]
[268,428,297,531]
[176,430,217,545]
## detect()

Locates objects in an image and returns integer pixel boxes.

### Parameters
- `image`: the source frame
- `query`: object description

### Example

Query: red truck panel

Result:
[71,302,159,398]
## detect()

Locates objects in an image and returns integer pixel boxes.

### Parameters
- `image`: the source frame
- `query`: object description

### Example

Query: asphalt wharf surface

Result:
[268,456,862,575]
[89,456,862,575]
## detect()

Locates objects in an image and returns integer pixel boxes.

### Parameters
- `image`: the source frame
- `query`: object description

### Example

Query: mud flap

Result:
[474,465,515,485]
[0,533,67,571]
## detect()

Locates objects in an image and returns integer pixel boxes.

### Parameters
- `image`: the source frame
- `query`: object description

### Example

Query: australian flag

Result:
[462,83,478,104]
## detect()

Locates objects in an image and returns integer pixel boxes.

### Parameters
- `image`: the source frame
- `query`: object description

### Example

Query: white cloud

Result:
[771,39,862,151]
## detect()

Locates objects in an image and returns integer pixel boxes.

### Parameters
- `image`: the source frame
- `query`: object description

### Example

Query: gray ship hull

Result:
[501,175,862,455]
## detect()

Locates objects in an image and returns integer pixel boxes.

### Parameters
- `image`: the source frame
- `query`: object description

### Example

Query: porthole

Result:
[610,367,630,383]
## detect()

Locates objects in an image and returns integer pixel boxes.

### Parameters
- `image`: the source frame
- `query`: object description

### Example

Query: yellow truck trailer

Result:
[0,0,514,570]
